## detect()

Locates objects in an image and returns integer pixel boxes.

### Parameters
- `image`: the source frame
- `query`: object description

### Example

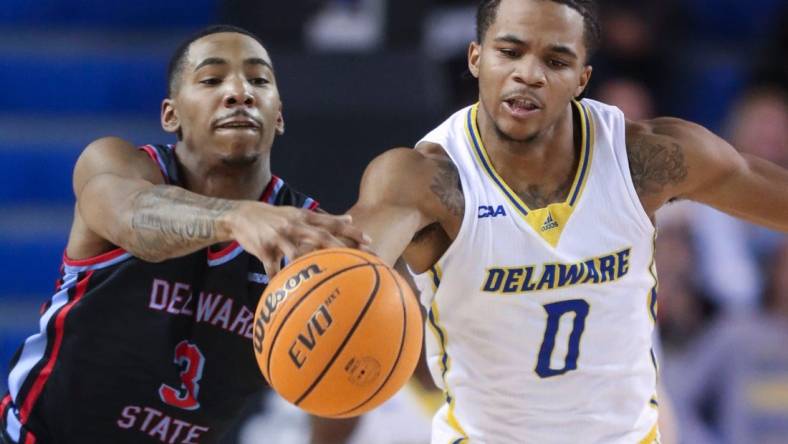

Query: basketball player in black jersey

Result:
[0,25,369,444]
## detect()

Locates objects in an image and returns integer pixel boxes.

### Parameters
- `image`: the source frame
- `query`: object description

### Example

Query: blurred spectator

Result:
[670,239,788,444]
[595,78,656,120]
[304,0,386,52]
[691,87,788,312]
[725,87,788,168]
[591,3,672,114]
[655,204,716,356]
[420,1,478,111]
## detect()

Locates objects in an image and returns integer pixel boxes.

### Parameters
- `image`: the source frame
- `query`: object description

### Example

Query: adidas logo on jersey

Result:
[541,212,559,231]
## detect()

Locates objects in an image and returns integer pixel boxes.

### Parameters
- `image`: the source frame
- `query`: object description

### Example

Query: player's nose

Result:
[513,55,546,88]
[223,77,255,107]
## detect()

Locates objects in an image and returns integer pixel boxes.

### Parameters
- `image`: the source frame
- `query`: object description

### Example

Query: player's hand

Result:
[226,202,371,276]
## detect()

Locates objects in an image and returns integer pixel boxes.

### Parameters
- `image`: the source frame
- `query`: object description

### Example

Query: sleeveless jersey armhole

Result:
[593,104,655,234]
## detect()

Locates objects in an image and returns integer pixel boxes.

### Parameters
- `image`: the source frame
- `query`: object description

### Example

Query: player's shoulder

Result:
[369,143,453,179]
[358,145,455,209]
[365,147,441,183]
[624,115,739,207]
[74,137,165,190]
[80,136,142,160]
[624,116,721,171]
[626,116,710,143]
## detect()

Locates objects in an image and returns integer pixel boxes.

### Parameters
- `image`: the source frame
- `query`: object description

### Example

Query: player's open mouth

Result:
[503,98,541,117]
[214,119,261,131]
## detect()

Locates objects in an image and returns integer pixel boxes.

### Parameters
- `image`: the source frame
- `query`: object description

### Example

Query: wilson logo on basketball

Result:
[253,263,323,354]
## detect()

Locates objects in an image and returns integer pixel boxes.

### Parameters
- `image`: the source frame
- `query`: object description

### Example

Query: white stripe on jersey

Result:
[4,405,22,442]
[63,251,133,274]
[7,272,78,403]
[7,249,133,441]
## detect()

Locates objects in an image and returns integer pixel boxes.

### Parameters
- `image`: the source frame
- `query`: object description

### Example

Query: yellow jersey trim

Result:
[425,265,469,443]
[638,422,660,444]
[465,101,595,247]
[646,234,658,324]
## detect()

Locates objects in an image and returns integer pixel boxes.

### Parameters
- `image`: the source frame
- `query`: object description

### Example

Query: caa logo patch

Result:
[478,205,507,219]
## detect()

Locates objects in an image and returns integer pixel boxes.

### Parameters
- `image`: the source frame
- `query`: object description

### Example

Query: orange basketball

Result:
[252,248,423,418]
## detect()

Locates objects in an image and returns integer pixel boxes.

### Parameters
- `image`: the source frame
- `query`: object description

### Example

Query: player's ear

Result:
[575,65,593,98]
[275,103,285,136]
[468,41,481,79]
[161,98,181,136]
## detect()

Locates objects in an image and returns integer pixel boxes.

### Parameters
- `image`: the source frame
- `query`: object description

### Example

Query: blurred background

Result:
[0,0,786,443]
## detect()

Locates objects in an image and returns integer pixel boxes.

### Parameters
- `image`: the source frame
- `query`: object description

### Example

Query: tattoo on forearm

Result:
[430,160,464,217]
[627,136,688,197]
[129,187,238,260]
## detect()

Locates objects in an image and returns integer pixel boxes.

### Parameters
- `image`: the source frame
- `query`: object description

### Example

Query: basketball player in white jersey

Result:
[342,0,788,442]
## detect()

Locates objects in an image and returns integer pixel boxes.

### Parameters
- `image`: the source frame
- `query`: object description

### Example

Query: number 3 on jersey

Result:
[535,299,589,378]
[159,341,205,410]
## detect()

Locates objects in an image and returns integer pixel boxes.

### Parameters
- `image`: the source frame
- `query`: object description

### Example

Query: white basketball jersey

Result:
[412,99,660,444]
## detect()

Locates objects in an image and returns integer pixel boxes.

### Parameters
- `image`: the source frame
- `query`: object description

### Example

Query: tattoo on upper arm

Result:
[129,187,238,260]
[627,135,688,198]
[430,160,464,217]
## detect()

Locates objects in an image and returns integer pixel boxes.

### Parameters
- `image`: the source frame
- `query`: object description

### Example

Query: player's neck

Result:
[477,103,578,186]
[175,141,272,201]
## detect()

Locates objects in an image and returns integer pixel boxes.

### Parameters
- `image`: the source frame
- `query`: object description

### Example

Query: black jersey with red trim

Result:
[1,144,319,444]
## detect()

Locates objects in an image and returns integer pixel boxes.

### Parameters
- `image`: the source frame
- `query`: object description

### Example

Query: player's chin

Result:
[498,121,541,143]
[214,131,266,150]
[215,139,267,165]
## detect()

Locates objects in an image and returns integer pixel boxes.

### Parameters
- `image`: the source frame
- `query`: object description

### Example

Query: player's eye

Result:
[199,78,221,85]
[499,48,518,58]
[548,59,569,69]
[250,78,270,86]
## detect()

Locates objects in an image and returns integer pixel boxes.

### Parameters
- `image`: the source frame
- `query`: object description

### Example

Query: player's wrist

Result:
[219,201,248,242]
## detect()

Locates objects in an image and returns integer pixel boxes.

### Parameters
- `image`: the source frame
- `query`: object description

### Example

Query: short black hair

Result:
[476,0,601,62]
[167,24,267,97]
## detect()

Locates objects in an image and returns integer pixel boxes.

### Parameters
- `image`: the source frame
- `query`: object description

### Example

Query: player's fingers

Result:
[256,247,278,279]
[304,210,354,230]
[306,212,371,246]
[266,254,281,277]
[292,224,346,249]
[275,237,298,265]
[335,223,372,247]
[354,240,375,254]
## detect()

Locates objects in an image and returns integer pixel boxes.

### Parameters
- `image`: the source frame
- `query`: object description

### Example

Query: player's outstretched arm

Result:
[72,137,367,274]
[626,118,788,231]
[347,148,443,266]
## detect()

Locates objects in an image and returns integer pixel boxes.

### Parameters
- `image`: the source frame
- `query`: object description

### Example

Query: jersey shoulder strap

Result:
[270,177,319,210]
[139,144,179,185]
